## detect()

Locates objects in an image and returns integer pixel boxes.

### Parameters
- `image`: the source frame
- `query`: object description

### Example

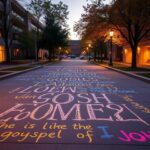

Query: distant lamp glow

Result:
[88,43,91,47]
[137,47,141,55]
[109,31,114,37]
[59,47,62,51]
[88,43,92,61]
[65,50,68,54]
[16,48,20,53]
[124,49,128,55]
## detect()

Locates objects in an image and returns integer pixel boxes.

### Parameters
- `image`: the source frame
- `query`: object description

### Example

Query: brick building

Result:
[69,40,81,56]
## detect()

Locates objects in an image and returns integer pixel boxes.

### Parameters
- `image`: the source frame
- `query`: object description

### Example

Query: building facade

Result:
[69,40,81,56]
[0,0,44,63]
[123,35,150,67]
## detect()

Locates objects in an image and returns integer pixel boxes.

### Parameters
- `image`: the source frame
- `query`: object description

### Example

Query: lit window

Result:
[0,46,6,62]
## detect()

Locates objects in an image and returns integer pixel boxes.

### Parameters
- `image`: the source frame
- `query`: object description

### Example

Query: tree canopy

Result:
[39,1,69,61]
[74,0,150,68]
[27,0,69,61]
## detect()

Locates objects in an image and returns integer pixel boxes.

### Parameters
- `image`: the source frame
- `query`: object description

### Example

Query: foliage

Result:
[92,36,107,62]
[27,0,44,20]
[74,0,150,68]
[109,0,150,68]
[39,1,69,61]
[18,30,36,58]
[43,1,69,27]
[40,16,68,50]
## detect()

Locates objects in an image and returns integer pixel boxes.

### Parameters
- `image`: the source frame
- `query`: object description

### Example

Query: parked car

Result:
[70,55,76,58]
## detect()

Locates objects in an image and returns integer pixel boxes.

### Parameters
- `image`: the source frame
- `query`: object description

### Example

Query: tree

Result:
[39,1,69,61]
[1,0,13,63]
[109,0,150,68]
[92,36,107,62]
[40,16,68,61]
[27,0,45,61]
[74,0,109,55]
[18,30,36,59]
[75,0,150,68]
[43,1,69,27]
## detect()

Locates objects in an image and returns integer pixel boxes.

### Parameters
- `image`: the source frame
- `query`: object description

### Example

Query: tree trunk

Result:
[131,45,137,69]
[98,50,100,62]
[94,49,96,61]
[5,42,11,63]
[100,48,103,63]
[35,20,40,62]
[49,49,52,62]
[53,49,56,60]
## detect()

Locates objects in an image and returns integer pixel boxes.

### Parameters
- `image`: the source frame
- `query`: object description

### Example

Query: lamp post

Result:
[59,47,62,60]
[88,43,91,61]
[109,31,114,66]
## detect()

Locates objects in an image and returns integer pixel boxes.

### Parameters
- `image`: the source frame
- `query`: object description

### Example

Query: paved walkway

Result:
[0,61,37,70]
[0,59,149,150]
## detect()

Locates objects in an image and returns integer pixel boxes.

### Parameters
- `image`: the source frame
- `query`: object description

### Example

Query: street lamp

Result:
[59,47,62,60]
[88,43,91,61]
[109,31,114,66]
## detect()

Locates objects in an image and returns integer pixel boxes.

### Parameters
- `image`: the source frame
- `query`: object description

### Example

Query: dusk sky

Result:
[52,0,111,40]
[19,0,111,40]
[51,0,88,40]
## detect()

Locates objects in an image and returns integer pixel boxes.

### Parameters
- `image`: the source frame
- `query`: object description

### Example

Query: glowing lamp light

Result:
[65,50,68,54]
[124,49,128,55]
[0,45,3,51]
[109,31,114,37]
[137,47,141,55]
[88,43,91,47]
[16,48,20,52]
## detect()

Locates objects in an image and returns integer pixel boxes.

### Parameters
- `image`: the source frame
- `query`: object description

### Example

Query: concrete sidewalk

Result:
[93,61,150,83]
[103,60,150,69]
[0,60,40,71]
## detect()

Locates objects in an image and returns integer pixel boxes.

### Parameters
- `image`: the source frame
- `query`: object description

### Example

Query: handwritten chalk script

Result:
[0,67,149,144]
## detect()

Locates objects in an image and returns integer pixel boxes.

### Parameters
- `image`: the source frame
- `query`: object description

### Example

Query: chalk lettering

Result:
[97,126,114,139]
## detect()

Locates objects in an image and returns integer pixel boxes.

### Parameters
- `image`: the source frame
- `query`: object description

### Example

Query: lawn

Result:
[2,66,33,71]
[0,72,10,76]
[137,73,150,78]
[112,64,150,72]
[96,61,150,72]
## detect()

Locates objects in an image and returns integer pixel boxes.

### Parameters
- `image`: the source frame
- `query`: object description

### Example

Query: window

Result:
[0,45,6,62]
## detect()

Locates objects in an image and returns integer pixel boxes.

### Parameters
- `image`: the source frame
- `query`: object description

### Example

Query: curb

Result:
[0,65,43,80]
[0,62,40,71]
[93,61,150,84]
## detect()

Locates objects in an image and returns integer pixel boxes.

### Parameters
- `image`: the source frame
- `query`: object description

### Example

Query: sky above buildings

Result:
[19,0,110,40]
[52,0,87,39]
[51,0,88,40]
[52,0,111,40]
